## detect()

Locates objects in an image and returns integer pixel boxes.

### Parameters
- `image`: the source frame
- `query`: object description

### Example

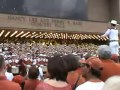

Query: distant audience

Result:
[0,43,120,90]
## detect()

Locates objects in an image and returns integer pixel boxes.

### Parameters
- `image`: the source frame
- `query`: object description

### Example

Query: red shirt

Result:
[0,76,21,90]
[100,60,120,81]
[67,68,86,88]
[24,79,41,90]
[36,82,72,90]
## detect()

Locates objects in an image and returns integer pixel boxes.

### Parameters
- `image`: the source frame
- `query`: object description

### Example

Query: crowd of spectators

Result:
[0,42,98,57]
[0,43,120,90]
[0,43,98,67]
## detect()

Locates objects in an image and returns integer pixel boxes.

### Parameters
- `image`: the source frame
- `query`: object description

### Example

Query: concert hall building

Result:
[0,0,120,44]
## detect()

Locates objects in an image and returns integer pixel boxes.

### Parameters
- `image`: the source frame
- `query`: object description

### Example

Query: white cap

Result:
[110,20,119,25]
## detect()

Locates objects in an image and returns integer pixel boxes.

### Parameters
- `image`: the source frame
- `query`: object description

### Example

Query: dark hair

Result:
[0,55,5,68]
[85,64,101,78]
[19,65,27,77]
[47,54,68,81]
[7,65,12,73]
[90,68,101,78]
[63,54,80,71]
[28,66,39,79]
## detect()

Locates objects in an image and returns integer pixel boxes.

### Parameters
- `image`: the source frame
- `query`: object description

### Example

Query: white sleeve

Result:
[9,73,14,81]
[39,67,43,76]
[102,29,110,36]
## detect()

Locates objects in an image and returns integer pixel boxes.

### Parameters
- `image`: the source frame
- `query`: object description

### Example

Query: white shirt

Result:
[102,29,118,40]
[38,67,44,80]
[75,81,104,90]
[5,72,14,81]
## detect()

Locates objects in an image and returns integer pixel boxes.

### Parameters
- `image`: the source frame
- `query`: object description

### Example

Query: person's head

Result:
[63,54,80,72]
[84,57,103,78]
[98,45,112,60]
[110,20,118,28]
[28,66,39,79]
[79,60,90,76]
[102,76,120,90]
[47,54,68,81]
[86,56,103,70]
[111,54,119,63]
[81,66,101,80]
[12,75,25,85]
[111,24,116,27]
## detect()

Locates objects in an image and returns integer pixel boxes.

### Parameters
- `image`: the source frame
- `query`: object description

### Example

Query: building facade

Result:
[0,0,120,42]
[88,0,120,22]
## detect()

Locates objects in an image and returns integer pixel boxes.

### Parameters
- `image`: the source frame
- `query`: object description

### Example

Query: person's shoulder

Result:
[75,82,89,90]
[115,63,120,67]
[38,81,48,86]
[8,80,20,86]
[4,80,21,90]
[66,84,72,89]
[36,82,47,90]
[110,28,118,31]
[102,60,114,63]
[36,82,72,90]
[76,81,103,90]
[24,79,29,84]
[25,79,41,84]
[103,60,120,68]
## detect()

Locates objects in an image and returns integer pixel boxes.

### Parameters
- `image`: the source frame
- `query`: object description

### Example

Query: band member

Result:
[101,20,119,55]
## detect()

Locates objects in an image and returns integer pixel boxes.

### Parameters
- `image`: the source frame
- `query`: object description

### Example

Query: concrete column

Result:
[109,0,119,22]
[87,0,110,22]
[119,0,120,23]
